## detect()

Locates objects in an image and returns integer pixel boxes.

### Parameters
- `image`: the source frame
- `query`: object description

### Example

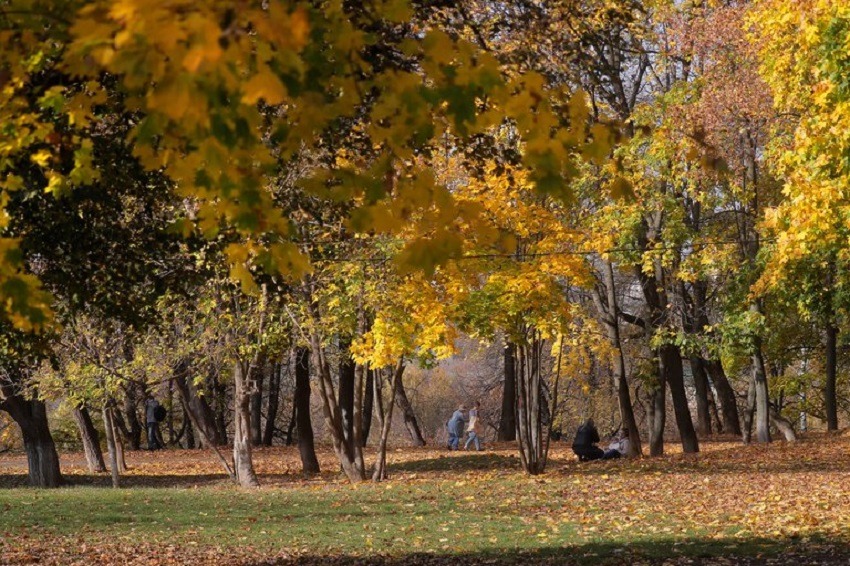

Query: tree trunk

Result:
[499,342,517,441]
[250,356,266,446]
[294,347,320,475]
[743,374,756,444]
[373,361,405,481]
[690,357,713,436]
[174,375,234,479]
[102,406,120,488]
[706,359,741,436]
[123,386,142,451]
[338,344,356,450]
[360,367,375,446]
[826,324,838,431]
[649,377,666,457]
[752,339,772,443]
[233,360,260,487]
[175,371,225,447]
[73,406,106,473]
[770,406,797,441]
[263,360,282,446]
[2,394,63,487]
[394,377,426,446]
[664,345,698,453]
[515,337,547,475]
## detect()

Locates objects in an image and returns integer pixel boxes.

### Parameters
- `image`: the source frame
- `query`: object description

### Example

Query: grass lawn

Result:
[2,436,850,564]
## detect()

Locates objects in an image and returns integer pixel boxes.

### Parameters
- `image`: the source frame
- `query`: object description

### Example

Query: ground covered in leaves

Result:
[3,435,850,565]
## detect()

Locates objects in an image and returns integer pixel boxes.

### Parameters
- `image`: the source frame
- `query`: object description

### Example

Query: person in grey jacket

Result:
[145,395,163,450]
[446,406,467,450]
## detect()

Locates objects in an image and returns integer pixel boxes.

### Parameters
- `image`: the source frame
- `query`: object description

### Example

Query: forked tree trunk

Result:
[394,378,425,446]
[294,347,320,475]
[706,359,741,436]
[498,343,517,441]
[373,361,405,481]
[233,361,260,487]
[2,394,63,488]
[174,378,234,479]
[515,336,547,475]
[175,369,224,447]
[74,406,106,473]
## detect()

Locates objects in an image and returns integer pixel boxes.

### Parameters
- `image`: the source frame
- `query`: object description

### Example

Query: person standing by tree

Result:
[464,401,483,451]
[145,395,163,451]
[447,405,467,451]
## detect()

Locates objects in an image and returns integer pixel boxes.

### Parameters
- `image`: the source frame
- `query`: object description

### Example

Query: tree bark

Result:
[690,356,713,436]
[360,367,375,446]
[294,347,320,475]
[174,375,234,479]
[826,324,838,431]
[263,360,282,446]
[515,336,547,475]
[73,406,106,473]
[706,359,742,436]
[250,355,266,446]
[373,361,405,481]
[752,337,772,443]
[2,394,63,487]
[338,344,356,450]
[394,377,426,446]
[123,386,142,451]
[649,378,666,457]
[233,360,260,487]
[499,342,517,441]
[102,406,120,488]
[662,346,698,453]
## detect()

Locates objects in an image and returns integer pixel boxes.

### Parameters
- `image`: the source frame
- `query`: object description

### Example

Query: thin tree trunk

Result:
[250,355,266,446]
[752,339,772,443]
[294,347,320,475]
[123,386,142,451]
[338,344,356,450]
[690,357,713,436]
[102,406,120,488]
[649,377,666,457]
[373,360,405,481]
[74,406,106,473]
[361,367,375,446]
[743,373,757,444]
[499,342,517,441]
[826,323,838,431]
[394,378,426,446]
[263,360,282,446]
[174,376,234,478]
[233,360,260,487]
[706,359,742,436]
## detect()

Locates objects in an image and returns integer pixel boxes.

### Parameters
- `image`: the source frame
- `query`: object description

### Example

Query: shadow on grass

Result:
[248,538,850,565]
[389,453,523,473]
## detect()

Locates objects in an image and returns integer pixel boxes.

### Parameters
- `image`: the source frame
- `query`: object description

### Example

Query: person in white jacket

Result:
[464,401,482,451]
[602,428,630,459]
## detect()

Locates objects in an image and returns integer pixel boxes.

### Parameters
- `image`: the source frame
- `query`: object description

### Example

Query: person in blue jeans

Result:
[464,401,482,451]
[446,406,467,450]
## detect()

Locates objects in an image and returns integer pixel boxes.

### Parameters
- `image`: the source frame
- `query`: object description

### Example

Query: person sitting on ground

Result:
[572,418,604,462]
[602,428,630,460]
[447,405,467,451]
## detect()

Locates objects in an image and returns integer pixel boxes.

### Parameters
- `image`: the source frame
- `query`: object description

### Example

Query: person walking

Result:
[447,405,467,450]
[464,401,482,451]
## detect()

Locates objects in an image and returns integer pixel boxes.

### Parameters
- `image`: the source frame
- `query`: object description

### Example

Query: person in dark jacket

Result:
[145,395,163,450]
[572,418,604,461]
